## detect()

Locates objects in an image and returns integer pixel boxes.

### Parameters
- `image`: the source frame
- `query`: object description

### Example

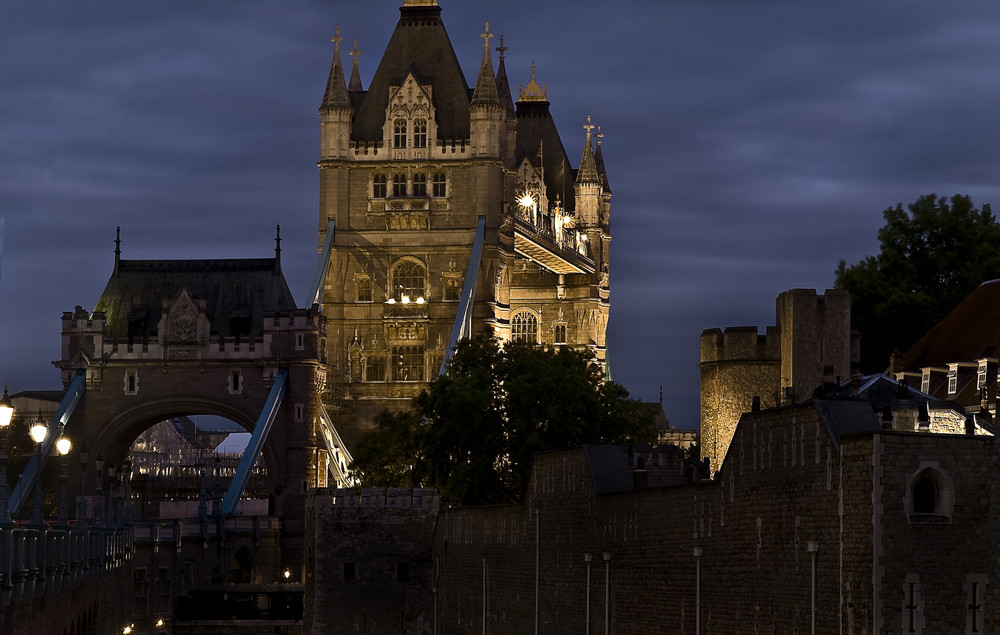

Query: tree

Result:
[835,194,1000,372]
[349,334,655,506]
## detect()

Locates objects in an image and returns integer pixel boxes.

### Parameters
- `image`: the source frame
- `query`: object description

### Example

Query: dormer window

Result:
[413,120,427,148]
[948,367,958,395]
[393,120,407,148]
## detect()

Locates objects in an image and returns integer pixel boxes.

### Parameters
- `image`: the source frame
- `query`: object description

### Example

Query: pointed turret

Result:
[575,116,601,228]
[576,116,600,185]
[347,39,364,93]
[494,35,516,117]
[470,22,504,157]
[319,27,353,159]
[516,63,576,211]
[594,126,611,193]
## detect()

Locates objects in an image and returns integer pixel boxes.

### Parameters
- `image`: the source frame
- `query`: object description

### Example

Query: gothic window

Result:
[365,355,386,382]
[393,120,407,148]
[907,464,954,521]
[391,345,424,382]
[392,173,407,197]
[443,275,461,301]
[357,276,373,302]
[372,173,387,198]
[124,369,138,395]
[432,172,447,197]
[229,370,243,395]
[412,172,427,197]
[391,260,426,301]
[413,120,427,148]
[554,323,567,345]
[511,311,539,344]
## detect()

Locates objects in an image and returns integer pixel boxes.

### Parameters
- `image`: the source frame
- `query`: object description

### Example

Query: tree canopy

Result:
[835,194,1000,372]
[349,335,655,506]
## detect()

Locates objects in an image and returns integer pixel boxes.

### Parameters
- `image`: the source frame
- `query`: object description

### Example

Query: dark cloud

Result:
[2,0,1000,429]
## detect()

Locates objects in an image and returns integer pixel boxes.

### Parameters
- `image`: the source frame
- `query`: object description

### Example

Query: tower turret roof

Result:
[576,116,600,185]
[494,35,516,117]
[319,26,351,113]
[470,22,500,108]
[347,39,364,93]
[594,126,611,193]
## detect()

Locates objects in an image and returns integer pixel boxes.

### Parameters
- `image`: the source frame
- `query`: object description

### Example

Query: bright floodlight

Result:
[518,193,534,209]
[56,436,72,456]
[415,297,425,304]
[401,295,410,304]
[0,386,13,428]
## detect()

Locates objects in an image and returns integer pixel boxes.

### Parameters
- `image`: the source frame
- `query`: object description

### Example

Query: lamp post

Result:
[55,436,72,529]
[28,415,47,530]
[77,443,89,529]
[0,386,15,527]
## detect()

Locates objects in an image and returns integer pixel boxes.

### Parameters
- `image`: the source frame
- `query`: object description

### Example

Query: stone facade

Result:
[317,0,612,446]
[700,288,853,472]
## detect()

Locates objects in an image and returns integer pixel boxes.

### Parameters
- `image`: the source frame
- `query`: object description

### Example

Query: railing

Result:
[0,521,133,609]
[513,217,596,271]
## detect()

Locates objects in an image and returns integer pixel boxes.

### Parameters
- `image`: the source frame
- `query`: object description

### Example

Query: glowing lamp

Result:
[401,295,410,304]
[386,298,396,304]
[56,436,72,456]
[517,193,535,209]
[415,297,425,304]
[283,568,291,580]
[0,386,13,428]
[29,418,47,445]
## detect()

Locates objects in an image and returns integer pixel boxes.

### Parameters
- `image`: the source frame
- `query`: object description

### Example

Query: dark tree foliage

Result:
[835,194,1000,372]
[349,334,654,506]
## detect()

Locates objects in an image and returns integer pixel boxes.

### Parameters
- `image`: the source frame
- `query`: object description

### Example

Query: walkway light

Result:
[29,416,47,445]
[0,386,13,428]
[0,386,13,525]
[56,436,72,456]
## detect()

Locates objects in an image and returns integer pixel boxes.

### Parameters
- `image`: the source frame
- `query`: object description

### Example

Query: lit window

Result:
[948,368,958,395]
[413,120,427,148]
[357,277,373,302]
[391,346,424,382]
[554,324,567,345]
[444,276,461,301]
[392,260,425,301]
[393,120,407,148]
[432,172,447,197]
[365,356,386,382]
[412,173,427,197]
[392,173,407,197]
[511,311,538,344]
[372,173,387,198]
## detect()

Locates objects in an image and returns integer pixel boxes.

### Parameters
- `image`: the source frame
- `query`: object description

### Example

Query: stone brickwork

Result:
[701,289,853,473]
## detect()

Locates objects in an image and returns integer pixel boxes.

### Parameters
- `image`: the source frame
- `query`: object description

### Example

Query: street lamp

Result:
[56,435,72,529]
[0,387,14,526]
[28,415,47,529]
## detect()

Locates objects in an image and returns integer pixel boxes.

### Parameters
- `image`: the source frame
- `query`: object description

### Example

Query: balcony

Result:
[513,217,596,275]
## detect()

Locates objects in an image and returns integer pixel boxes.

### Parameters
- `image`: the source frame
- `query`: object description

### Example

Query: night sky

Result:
[2,1,1000,429]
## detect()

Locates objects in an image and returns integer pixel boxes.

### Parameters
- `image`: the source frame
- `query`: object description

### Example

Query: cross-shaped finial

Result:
[481,22,493,52]
[595,125,604,145]
[583,115,595,141]
[331,25,343,52]
[496,34,508,60]
[349,39,362,62]
[530,62,536,81]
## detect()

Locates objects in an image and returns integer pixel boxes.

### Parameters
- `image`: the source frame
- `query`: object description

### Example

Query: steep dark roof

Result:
[319,36,351,112]
[351,4,471,142]
[594,136,611,193]
[515,99,576,212]
[94,258,297,341]
[903,279,1000,369]
[495,50,515,117]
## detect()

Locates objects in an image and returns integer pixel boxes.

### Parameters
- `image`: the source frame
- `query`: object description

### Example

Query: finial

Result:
[481,22,493,52]
[496,34,508,60]
[583,115,595,146]
[275,224,282,255]
[349,39,361,62]
[331,25,343,53]
[530,61,536,81]
[114,226,121,276]
[595,125,604,146]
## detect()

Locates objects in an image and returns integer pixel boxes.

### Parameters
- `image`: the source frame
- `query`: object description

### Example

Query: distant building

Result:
[316,0,612,445]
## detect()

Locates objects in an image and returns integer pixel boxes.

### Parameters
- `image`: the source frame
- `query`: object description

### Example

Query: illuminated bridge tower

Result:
[317,0,612,444]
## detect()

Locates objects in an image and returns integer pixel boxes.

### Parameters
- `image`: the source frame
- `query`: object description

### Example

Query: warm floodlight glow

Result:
[155,618,165,628]
[415,297,425,304]
[283,568,291,580]
[56,436,72,456]
[123,626,133,635]
[517,193,535,209]
[401,295,410,304]
[0,386,13,428]
[29,419,47,445]
[386,298,396,304]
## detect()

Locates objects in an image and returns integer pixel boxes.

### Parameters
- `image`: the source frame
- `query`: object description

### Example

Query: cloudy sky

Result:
[2,1,1000,429]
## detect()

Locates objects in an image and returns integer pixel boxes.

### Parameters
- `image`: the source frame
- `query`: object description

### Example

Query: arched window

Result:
[356,277,373,302]
[432,172,447,197]
[393,120,407,148]
[391,345,424,381]
[413,120,427,148]
[391,260,426,302]
[907,464,954,522]
[554,323,567,345]
[912,475,936,514]
[392,173,407,197]
[412,173,427,197]
[372,173,387,198]
[511,311,538,344]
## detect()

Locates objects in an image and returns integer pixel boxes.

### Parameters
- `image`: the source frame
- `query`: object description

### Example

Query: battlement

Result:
[700,325,780,363]
[323,487,440,513]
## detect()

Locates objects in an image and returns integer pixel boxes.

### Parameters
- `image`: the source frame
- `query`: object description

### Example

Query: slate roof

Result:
[94,258,297,341]
[515,99,576,212]
[903,279,1000,369]
[350,4,471,142]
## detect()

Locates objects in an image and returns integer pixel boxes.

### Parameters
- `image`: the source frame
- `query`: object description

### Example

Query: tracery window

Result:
[365,355,386,382]
[511,311,538,344]
[412,172,427,197]
[432,172,447,197]
[372,173,387,198]
[444,275,461,301]
[391,260,426,301]
[554,323,567,345]
[413,120,427,148]
[393,120,407,148]
[356,277,373,302]
[392,173,407,197]
[391,345,424,381]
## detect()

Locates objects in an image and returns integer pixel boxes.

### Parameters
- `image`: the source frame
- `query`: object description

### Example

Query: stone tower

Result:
[316,1,612,447]
[700,289,851,472]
